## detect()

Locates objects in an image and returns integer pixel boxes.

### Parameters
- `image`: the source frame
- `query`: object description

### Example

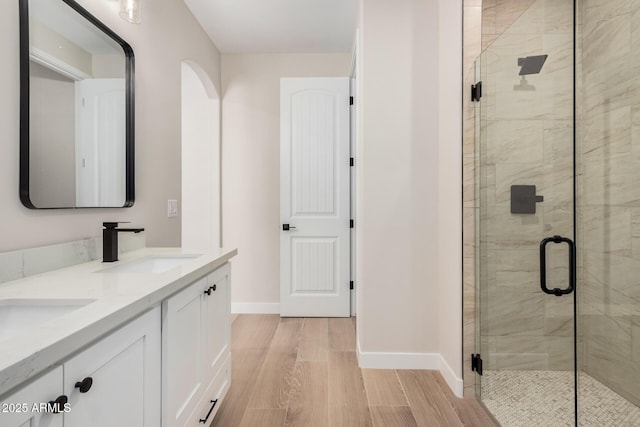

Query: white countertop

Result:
[0,247,237,398]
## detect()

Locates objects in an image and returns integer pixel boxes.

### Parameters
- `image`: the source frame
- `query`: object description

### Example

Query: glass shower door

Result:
[475,0,576,425]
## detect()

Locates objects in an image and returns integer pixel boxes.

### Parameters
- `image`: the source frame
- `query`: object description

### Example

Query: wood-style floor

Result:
[211,315,496,427]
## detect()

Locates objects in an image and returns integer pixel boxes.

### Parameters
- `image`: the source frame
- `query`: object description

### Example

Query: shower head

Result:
[518,54,548,76]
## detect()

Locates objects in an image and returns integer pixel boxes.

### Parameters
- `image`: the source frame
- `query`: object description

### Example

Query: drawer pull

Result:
[48,395,68,413]
[199,399,218,423]
[75,376,93,393]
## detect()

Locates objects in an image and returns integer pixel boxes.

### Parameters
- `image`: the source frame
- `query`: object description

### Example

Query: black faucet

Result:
[103,222,145,262]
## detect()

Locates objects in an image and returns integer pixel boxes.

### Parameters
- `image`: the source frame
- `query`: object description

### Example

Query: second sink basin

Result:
[98,255,202,274]
[0,299,96,343]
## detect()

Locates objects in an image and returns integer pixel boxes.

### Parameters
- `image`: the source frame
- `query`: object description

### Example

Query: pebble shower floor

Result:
[482,370,640,426]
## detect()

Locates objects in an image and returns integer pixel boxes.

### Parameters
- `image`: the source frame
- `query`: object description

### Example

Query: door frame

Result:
[349,37,358,317]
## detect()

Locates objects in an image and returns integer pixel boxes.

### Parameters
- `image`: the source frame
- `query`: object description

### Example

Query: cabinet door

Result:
[63,307,161,427]
[162,277,207,427]
[0,366,64,427]
[204,264,230,380]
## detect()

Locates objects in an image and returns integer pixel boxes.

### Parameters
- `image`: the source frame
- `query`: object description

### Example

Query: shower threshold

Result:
[482,370,640,427]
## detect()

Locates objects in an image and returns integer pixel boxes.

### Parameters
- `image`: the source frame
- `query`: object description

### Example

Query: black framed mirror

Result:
[19,0,135,209]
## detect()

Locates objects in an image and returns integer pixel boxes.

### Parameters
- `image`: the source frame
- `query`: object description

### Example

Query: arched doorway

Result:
[181,61,220,250]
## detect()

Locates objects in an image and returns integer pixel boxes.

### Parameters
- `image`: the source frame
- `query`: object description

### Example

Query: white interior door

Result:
[75,79,126,207]
[280,77,350,317]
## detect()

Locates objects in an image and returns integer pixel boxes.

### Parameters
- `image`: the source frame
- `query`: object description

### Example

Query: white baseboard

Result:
[357,341,440,370]
[231,302,280,314]
[439,355,464,398]
[357,341,464,398]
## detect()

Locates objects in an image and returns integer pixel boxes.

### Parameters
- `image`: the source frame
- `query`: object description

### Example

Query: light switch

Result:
[167,199,178,218]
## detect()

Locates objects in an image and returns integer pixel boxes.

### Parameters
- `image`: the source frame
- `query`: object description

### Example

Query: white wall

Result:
[355,0,464,396]
[221,53,351,312]
[29,62,76,207]
[357,0,440,358]
[181,62,220,251]
[438,0,464,396]
[30,21,93,77]
[0,0,220,252]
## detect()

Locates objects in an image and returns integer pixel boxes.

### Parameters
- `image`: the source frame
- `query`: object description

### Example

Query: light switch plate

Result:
[167,199,178,218]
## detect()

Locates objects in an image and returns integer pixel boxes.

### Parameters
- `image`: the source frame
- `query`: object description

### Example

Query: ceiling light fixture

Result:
[119,0,141,24]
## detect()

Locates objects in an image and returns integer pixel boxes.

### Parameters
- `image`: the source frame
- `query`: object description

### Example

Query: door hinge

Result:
[350,281,354,290]
[350,157,354,167]
[471,81,482,102]
[350,219,354,229]
[349,96,354,105]
[471,353,483,376]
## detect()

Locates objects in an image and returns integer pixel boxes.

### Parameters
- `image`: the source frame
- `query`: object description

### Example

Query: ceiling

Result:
[182,0,358,53]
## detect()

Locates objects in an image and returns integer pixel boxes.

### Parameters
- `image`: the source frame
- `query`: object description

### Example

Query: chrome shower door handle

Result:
[540,235,575,296]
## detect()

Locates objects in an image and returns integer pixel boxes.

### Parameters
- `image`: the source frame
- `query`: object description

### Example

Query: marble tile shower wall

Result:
[478,0,576,372]
[580,0,640,406]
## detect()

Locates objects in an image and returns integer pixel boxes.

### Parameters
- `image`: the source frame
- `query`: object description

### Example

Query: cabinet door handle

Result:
[211,284,216,292]
[199,399,218,424]
[75,376,93,393]
[48,395,68,413]
[204,287,212,296]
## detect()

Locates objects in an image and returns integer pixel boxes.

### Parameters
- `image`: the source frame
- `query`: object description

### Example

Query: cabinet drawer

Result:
[186,353,231,427]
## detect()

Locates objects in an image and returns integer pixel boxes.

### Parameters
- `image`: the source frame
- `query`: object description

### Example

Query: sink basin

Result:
[0,299,96,342]
[98,255,202,274]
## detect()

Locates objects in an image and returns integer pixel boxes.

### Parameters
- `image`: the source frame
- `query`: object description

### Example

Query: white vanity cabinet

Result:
[0,307,160,427]
[0,250,236,427]
[163,263,231,427]
[0,366,64,427]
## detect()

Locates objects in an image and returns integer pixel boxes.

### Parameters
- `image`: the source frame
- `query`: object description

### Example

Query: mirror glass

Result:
[20,0,134,208]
